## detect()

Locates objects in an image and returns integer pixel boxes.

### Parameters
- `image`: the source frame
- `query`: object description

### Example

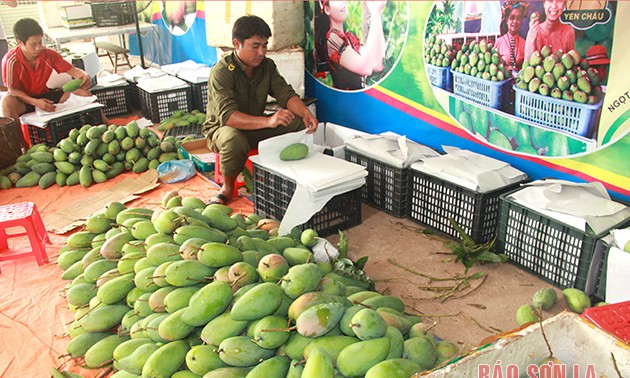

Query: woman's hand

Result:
[79,74,91,90]
[366,0,386,15]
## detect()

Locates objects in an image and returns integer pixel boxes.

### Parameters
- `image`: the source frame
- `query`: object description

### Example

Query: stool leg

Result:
[0,227,8,250]
[114,53,119,73]
[30,207,51,244]
[23,220,48,266]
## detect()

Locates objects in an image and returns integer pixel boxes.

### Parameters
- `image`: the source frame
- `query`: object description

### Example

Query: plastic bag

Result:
[157,159,196,183]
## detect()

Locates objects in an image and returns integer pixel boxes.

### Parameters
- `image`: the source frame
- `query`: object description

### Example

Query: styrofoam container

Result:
[216,46,305,100]
[419,312,630,377]
[204,0,304,51]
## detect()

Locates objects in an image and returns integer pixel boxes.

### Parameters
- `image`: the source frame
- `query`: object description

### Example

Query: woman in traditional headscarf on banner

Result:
[314,0,386,91]
[495,0,528,75]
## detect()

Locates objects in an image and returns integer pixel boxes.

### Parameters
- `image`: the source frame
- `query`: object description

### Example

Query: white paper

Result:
[21,100,103,128]
[610,228,630,250]
[137,75,189,93]
[123,66,167,83]
[345,133,439,168]
[311,237,339,263]
[605,246,630,303]
[508,180,630,234]
[254,130,367,235]
[135,118,154,128]
[35,94,97,116]
[411,147,527,193]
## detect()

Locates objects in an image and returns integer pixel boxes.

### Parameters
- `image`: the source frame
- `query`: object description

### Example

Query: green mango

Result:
[165,260,215,287]
[142,340,189,378]
[231,282,283,321]
[279,143,308,161]
[186,344,227,376]
[365,358,422,378]
[350,308,388,340]
[200,312,249,346]
[84,335,130,369]
[251,315,290,349]
[245,356,290,378]
[162,286,200,313]
[62,78,82,92]
[296,302,346,338]
[203,367,251,378]
[197,242,243,268]
[146,242,182,266]
[117,341,160,374]
[302,347,334,378]
[200,207,238,231]
[403,336,438,370]
[148,286,177,313]
[81,304,131,332]
[281,263,323,299]
[337,337,391,377]
[218,336,276,367]
[303,335,359,365]
[181,281,232,326]
[134,266,160,293]
[66,332,112,358]
[97,273,135,305]
[158,308,195,341]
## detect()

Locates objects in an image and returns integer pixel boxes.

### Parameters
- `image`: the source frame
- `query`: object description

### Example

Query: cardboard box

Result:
[217,46,305,100]
[205,0,304,51]
[420,312,630,377]
[179,139,215,172]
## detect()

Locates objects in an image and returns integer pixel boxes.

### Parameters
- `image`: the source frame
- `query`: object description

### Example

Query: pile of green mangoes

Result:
[157,109,206,133]
[57,194,461,378]
[515,287,598,327]
[449,39,511,82]
[515,47,603,104]
[0,121,186,190]
[423,35,454,68]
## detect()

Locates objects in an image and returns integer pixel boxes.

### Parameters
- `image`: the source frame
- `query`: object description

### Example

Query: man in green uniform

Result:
[203,15,318,204]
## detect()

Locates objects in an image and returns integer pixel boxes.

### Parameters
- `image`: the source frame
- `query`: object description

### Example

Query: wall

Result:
[306,1,630,202]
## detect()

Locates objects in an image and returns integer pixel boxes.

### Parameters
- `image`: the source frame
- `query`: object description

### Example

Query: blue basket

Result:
[426,64,452,90]
[513,86,602,137]
[451,70,512,110]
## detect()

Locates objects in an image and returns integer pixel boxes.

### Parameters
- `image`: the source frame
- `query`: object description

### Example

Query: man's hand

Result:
[35,98,56,112]
[268,109,295,128]
[303,112,318,134]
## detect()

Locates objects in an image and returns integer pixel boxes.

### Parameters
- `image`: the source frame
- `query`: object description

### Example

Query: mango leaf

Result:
[354,256,368,270]
[476,251,507,263]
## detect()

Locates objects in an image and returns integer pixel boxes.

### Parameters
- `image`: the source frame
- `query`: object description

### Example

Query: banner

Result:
[305,0,630,202]
[130,1,216,66]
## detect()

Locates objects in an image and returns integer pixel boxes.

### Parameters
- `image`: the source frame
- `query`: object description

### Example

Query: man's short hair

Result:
[232,15,271,43]
[14,18,43,44]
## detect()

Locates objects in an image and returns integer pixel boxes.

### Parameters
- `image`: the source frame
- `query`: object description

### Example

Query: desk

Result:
[43,22,155,50]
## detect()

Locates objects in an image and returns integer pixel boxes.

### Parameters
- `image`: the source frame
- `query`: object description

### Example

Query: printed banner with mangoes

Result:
[306,1,630,201]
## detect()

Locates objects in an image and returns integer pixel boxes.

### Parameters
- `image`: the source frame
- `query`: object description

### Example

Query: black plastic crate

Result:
[345,149,409,218]
[163,124,203,140]
[593,240,611,302]
[408,169,524,244]
[189,81,208,113]
[92,84,132,118]
[27,108,103,146]
[497,190,630,292]
[139,86,192,124]
[127,80,141,111]
[88,1,135,27]
[252,161,362,237]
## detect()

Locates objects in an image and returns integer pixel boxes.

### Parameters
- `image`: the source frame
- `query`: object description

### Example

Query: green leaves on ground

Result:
[445,218,507,272]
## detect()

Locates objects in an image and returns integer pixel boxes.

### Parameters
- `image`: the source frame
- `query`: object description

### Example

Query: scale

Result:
[60,4,95,29]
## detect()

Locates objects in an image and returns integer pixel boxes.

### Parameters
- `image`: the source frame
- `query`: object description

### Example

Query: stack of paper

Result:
[345,132,439,168]
[20,94,103,128]
[96,73,127,88]
[123,66,168,83]
[508,179,630,234]
[412,146,528,193]
[136,75,189,93]
[161,60,211,84]
[254,129,368,235]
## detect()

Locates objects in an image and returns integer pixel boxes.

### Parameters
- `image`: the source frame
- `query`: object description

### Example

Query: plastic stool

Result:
[582,301,630,344]
[214,149,258,198]
[0,202,50,267]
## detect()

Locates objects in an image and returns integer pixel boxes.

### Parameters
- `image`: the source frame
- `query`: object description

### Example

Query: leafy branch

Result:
[445,218,507,273]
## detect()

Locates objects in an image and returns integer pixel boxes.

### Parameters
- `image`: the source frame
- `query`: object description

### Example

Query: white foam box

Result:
[421,312,630,378]
[204,0,304,51]
[216,46,305,100]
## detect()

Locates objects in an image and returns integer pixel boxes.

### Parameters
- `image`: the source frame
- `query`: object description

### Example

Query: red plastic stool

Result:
[214,149,258,198]
[582,301,630,345]
[0,202,51,267]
